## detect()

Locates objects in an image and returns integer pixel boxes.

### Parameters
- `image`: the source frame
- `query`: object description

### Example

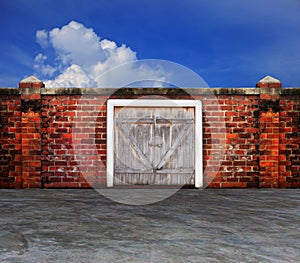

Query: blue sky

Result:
[1,0,300,87]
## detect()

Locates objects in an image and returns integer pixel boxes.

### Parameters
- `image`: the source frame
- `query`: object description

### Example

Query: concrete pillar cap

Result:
[19,76,45,89]
[258,75,281,84]
[256,75,282,91]
[20,75,43,84]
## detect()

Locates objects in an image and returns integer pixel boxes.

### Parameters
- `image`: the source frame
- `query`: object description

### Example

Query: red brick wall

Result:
[41,95,82,187]
[0,92,22,188]
[279,95,300,187]
[40,95,108,188]
[0,81,299,188]
[205,95,260,188]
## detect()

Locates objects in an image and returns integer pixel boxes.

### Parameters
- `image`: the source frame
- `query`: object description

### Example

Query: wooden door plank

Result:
[119,118,194,124]
[156,122,193,170]
[116,119,152,169]
[156,168,194,174]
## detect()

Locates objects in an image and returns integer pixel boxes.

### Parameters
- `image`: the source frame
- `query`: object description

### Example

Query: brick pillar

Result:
[19,76,44,188]
[256,76,282,187]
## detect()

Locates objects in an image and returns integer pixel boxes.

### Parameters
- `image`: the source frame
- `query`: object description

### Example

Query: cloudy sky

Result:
[0,0,300,87]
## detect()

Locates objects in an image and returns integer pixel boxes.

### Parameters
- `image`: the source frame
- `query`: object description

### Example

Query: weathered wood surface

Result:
[114,107,195,185]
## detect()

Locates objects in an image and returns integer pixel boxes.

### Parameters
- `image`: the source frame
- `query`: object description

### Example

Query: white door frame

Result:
[106,99,203,188]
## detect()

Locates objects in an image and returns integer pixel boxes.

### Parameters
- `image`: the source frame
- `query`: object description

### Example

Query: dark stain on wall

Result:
[260,99,280,113]
[21,100,41,113]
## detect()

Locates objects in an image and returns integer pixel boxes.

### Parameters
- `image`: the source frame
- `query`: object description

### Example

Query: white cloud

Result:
[44,64,97,88]
[34,53,56,77]
[34,21,165,88]
[36,30,49,48]
[49,21,107,68]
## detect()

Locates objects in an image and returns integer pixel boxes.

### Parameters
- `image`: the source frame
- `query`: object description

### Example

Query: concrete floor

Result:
[0,189,299,263]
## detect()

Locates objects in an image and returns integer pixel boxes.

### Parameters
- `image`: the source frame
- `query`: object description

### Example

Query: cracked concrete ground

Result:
[0,189,299,262]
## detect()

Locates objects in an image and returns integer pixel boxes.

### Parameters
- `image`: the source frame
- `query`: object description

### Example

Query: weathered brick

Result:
[1,78,300,188]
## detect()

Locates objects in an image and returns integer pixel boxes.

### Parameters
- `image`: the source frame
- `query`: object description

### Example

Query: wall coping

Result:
[0,88,20,95]
[0,87,300,96]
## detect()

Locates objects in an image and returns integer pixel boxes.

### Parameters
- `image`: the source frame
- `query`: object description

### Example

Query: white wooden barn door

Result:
[113,106,195,186]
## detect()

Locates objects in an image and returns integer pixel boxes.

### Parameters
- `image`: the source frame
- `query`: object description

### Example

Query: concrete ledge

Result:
[39,87,300,96]
[40,87,261,96]
[1,87,300,96]
[0,88,20,95]
[281,88,300,95]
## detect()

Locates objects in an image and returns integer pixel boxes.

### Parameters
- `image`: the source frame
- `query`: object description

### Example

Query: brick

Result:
[226,134,239,139]
[62,133,73,139]
[221,182,247,188]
